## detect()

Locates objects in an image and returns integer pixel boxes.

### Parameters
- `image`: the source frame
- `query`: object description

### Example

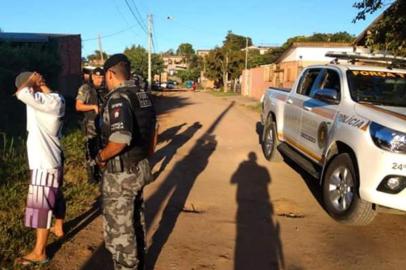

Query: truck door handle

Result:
[303,106,312,111]
[287,99,293,104]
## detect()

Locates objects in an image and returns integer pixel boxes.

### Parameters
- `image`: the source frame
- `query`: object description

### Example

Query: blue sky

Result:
[0,0,382,57]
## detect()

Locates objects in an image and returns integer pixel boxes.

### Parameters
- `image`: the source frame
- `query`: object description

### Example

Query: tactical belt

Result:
[106,151,146,174]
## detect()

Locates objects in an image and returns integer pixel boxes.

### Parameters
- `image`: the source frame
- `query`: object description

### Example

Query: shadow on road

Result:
[256,119,323,210]
[150,122,202,180]
[80,242,113,270]
[47,198,102,259]
[145,101,235,270]
[152,92,194,116]
[147,122,203,228]
[231,152,284,270]
[80,101,235,270]
[157,123,186,144]
[281,154,324,209]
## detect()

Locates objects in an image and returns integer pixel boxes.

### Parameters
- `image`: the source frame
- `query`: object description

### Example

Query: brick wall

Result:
[241,66,273,100]
[55,35,82,98]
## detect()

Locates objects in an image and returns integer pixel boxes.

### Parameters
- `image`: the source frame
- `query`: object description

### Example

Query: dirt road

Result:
[49,91,406,270]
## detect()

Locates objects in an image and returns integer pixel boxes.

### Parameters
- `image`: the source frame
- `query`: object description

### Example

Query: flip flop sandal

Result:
[15,257,50,266]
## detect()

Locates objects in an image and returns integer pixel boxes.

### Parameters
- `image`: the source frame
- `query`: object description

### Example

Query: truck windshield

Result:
[347,70,406,107]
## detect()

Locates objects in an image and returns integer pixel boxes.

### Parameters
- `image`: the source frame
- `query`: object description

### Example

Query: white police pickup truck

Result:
[261,52,406,225]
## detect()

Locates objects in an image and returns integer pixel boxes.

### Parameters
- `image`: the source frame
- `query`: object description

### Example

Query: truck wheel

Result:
[322,153,376,225]
[261,119,280,161]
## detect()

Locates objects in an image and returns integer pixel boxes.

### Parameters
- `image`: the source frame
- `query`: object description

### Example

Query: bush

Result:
[0,43,62,137]
[0,43,61,95]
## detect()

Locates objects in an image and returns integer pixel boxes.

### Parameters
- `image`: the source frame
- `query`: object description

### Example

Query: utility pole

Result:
[244,37,249,96]
[147,14,153,91]
[98,34,104,64]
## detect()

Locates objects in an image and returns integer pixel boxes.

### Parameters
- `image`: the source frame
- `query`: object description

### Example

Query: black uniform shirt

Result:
[102,80,155,148]
[104,91,134,145]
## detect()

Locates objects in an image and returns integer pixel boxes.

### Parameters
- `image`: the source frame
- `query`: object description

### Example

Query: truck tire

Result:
[322,153,376,225]
[261,119,281,161]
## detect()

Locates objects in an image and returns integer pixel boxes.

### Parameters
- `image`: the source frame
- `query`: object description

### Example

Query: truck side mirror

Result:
[314,88,340,104]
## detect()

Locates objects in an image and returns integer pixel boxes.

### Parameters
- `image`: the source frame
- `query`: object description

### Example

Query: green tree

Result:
[353,0,405,55]
[223,31,253,50]
[281,32,355,49]
[177,69,200,82]
[205,47,224,87]
[174,44,204,83]
[203,32,253,91]
[124,45,164,79]
[176,43,195,63]
[86,50,108,63]
[353,0,389,21]
[0,43,61,95]
[205,46,245,91]
[204,31,355,88]
[164,49,175,56]
[247,48,282,68]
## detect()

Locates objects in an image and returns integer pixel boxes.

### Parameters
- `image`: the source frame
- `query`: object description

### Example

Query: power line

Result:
[130,0,147,30]
[82,24,139,42]
[124,0,147,34]
[113,0,140,37]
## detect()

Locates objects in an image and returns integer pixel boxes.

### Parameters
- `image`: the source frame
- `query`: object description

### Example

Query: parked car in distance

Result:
[184,80,193,88]
[151,81,161,91]
[160,82,167,89]
[166,81,176,89]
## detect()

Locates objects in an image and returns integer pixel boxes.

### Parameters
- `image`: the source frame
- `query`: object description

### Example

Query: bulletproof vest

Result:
[96,88,108,108]
[83,84,99,122]
[101,84,156,170]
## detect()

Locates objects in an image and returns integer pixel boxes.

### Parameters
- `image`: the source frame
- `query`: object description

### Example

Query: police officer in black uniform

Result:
[76,67,107,183]
[95,54,157,270]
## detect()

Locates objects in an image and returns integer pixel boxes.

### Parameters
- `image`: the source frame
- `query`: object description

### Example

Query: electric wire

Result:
[124,0,147,34]
[130,0,147,30]
[113,0,140,38]
[82,24,138,42]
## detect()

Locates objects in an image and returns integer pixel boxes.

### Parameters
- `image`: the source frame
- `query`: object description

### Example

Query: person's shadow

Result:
[146,102,234,270]
[231,152,284,270]
[157,123,186,144]
[150,122,202,179]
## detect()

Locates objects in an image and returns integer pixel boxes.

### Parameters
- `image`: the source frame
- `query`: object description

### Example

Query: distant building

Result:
[271,42,353,88]
[240,42,353,99]
[0,32,82,97]
[88,58,105,67]
[196,49,215,89]
[241,45,278,55]
[161,55,188,82]
[196,49,210,57]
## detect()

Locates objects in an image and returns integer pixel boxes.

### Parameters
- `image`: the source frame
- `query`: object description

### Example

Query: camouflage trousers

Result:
[102,159,152,270]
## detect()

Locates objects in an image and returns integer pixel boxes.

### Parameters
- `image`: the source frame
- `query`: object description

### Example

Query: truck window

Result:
[309,69,341,99]
[297,69,321,96]
[347,70,406,107]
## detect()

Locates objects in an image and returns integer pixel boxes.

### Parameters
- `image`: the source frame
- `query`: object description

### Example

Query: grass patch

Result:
[207,89,239,97]
[243,102,262,113]
[0,128,99,268]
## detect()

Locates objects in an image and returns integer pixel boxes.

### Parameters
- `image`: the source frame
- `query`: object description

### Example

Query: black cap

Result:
[15,71,34,89]
[92,67,104,76]
[103,53,130,72]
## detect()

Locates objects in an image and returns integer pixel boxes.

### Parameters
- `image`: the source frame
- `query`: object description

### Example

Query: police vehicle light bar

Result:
[326,51,406,66]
